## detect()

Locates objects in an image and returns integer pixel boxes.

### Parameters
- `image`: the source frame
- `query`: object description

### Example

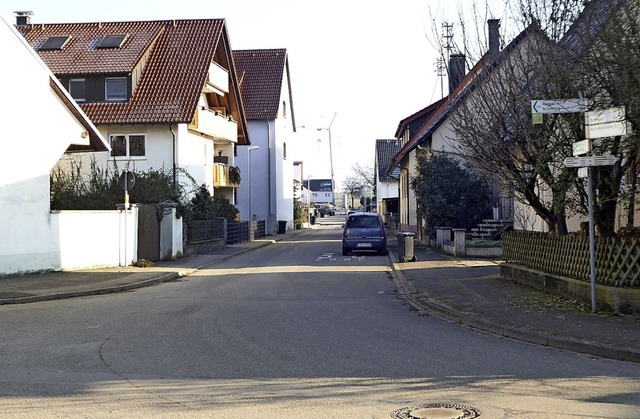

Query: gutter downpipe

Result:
[267,120,273,233]
[169,125,177,191]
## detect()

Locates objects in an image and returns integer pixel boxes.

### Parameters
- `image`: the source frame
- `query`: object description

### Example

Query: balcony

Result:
[213,163,240,188]
[189,106,237,143]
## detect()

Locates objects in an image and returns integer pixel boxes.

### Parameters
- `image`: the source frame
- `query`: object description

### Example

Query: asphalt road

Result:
[0,217,639,418]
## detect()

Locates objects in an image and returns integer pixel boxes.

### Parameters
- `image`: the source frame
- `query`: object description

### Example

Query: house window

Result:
[97,34,127,49]
[69,79,86,101]
[106,77,127,101]
[39,35,70,50]
[110,134,145,159]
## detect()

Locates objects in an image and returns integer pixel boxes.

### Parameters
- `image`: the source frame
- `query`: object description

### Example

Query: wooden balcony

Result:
[189,107,237,142]
[213,163,240,188]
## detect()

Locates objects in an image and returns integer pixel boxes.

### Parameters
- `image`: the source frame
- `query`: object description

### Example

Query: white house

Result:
[17,16,250,204]
[375,139,401,226]
[390,20,514,240]
[233,49,297,233]
[0,14,108,274]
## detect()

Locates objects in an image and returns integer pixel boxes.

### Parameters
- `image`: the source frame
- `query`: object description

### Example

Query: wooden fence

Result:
[502,231,640,288]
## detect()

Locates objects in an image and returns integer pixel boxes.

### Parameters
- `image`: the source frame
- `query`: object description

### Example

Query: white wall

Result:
[71,123,219,198]
[378,181,398,200]
[0,16,106,275]
[54,208,138,269]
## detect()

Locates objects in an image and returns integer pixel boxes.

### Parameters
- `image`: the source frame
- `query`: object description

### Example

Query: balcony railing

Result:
[213,163,240,188]
[189,107,237,142]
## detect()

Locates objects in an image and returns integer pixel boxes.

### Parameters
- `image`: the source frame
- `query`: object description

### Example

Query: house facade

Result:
[390,19,521,241]
[232,49,297,233]
[1,15,108,274]
[17,16,250,205]
[374,139,401,226]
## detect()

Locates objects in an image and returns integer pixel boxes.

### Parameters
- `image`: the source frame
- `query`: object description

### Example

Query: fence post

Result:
[436,227,452,249]
[453,228,466,257]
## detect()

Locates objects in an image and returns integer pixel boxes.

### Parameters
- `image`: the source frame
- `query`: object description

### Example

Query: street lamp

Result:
[301,112,337,206]
[307,175,312,225]
[247,146,260,221]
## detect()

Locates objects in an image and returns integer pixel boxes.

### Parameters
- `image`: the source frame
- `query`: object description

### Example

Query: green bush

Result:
[50,158,193,214]
[183,185,238,223]
[410,153,491,238]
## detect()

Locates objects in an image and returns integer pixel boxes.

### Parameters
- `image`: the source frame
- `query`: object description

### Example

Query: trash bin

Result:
[277,220,287,234]
[396,232,416,262]
[310,215,316,225]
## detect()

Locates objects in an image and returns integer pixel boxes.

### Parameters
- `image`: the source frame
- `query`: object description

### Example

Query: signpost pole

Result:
[587,166,597,313]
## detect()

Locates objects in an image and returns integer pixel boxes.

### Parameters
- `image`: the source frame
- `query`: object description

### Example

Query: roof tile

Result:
[19,19,225,125]
[233,49,287,120]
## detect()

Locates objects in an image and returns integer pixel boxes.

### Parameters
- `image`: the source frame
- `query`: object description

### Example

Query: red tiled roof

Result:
[18,19,227,125]
[232,49,288,120]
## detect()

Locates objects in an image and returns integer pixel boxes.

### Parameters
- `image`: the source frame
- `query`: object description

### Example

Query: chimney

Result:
[448,53,465,94]
[488,19,500,63]
[15,11,33,26]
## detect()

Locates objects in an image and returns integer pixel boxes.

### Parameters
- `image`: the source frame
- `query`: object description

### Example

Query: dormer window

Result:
[97,34,127,49]
[39,36,70,51]
[105,77,127,101]
[69,79,86,102]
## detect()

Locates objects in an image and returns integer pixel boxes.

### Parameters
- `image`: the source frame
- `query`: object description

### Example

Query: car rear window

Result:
[347,216,381,228]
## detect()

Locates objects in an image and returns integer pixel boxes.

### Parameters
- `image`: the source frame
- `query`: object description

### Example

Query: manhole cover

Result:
[391,403,481,419]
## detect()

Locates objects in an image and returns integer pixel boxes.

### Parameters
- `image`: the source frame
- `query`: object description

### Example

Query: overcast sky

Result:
[3,0,506,188]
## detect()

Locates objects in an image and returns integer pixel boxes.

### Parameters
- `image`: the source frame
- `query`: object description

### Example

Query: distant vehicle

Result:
[342,212,387,256]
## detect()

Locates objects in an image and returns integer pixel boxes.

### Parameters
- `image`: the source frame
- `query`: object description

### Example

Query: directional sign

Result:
[578,167,588,178]
[531,99,586,114]
[572,139,592,156]
[585,106,625,125]
[585,121,627,139]
[563,155,618,168]
[584,107,626,139]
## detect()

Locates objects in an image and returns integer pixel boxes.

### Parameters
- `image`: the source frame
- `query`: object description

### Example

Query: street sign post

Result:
[563,155,617,168]
[531,99,586,114]
[572,139,592,156]
[533,99,625,312]
[585,107,626,139]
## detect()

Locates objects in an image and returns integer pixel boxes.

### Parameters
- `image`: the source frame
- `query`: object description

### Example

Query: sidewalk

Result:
[0,236,279,304]
[1,224,638,363]
[387,237,640,364]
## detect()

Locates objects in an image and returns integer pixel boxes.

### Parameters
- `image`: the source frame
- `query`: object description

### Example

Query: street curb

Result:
[0,245,273,306]
[386,249,640,364]
[0,231,299,306]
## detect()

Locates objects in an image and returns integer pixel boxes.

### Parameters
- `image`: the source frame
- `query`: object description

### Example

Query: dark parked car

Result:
[342,212,387,256]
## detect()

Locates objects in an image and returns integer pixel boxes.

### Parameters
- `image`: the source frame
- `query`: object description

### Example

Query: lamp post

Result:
[307,175,312,225]
[247,146,260,221]
[301,112,337,206]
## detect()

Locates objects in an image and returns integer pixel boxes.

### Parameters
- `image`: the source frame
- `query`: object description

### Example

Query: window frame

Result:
[68,78,86,102]
[105,77,127,101]
[109,133,146,160]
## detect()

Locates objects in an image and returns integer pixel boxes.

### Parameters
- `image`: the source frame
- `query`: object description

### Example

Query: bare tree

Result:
[342,175,364,209]
[450,19,583,235]
[563,0,640,235]
[350,162,376,192]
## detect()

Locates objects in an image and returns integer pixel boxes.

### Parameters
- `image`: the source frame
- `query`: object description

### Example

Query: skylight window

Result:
[39,36,71,50]
[97,34,127,49]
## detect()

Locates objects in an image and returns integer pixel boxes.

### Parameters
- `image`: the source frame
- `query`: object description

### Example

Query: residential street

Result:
[0,219,639,418]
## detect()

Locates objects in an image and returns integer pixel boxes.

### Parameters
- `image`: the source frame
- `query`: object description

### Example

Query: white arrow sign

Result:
[563,155,618,168]
[531,99,586,114]
[585,107,626,139]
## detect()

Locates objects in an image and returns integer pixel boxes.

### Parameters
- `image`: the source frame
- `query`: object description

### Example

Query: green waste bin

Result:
[396,232,416,262]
